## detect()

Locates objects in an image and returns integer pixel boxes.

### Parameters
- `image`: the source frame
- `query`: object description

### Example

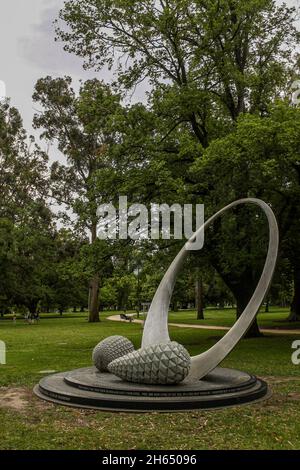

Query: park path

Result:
[107,315,300,336]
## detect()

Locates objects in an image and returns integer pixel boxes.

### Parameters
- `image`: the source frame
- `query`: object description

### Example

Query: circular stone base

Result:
[34,367,269,412]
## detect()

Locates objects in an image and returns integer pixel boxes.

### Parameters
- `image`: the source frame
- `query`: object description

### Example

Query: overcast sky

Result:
[0,0,299,146]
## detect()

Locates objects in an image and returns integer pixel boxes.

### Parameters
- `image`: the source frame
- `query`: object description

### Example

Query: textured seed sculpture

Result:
[35,198,279,410]
[108,342,191,384]
[95,199,279,385]
[92,335,135,372]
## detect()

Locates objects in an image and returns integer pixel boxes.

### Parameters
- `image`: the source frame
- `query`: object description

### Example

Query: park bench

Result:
[120,313,135,323]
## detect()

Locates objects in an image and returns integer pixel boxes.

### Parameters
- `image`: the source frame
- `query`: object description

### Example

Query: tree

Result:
[195,268,204,319]
[55,0,300,336]
[0,100,51,316]
[33,77,124,322]
[192,101,300,324]
[13,203,56,316]
[57,0,299,147]
[45,229,90,314]
[0,218,16,312]
[0,101,49,222]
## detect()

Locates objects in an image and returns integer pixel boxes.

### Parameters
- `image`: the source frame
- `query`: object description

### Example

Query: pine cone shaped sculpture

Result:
[108,341,191,384]
[92,335,135,372]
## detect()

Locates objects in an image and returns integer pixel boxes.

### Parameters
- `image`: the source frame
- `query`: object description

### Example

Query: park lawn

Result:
[168,306,300,329]
[0,311,300,450]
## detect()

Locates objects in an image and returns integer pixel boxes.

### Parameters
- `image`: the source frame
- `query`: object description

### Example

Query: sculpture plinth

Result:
[34,367,268,411]
[35,198,278,412]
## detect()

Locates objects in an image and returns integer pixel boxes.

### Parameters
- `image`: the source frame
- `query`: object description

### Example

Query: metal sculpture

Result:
[142,198,279,381]
[35,198,279,410]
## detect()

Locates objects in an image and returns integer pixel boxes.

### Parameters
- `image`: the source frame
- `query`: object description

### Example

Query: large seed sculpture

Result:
[35,198,279,411]
[95,198,278,384]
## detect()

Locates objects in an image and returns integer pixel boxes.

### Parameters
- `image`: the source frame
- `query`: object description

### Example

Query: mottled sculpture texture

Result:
[108,341,191,384]
[92,335,135,372]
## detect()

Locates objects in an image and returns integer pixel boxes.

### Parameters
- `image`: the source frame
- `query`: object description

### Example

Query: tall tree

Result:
[0,100,51,315]
[193,101,300,323]
[44,229,90,314]
[55,0,300,336]
[33,77,123,322]
[0,101,48,222]
[57,0,299,146]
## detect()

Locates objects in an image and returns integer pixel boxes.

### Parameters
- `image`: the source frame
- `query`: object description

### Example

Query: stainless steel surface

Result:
[141,198,279,381]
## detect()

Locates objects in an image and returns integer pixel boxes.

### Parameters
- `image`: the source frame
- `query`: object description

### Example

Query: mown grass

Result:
[0,309,300,450]
[168,306,300,329]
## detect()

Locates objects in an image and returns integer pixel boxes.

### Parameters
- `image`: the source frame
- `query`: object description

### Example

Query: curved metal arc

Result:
[141,198,279,381]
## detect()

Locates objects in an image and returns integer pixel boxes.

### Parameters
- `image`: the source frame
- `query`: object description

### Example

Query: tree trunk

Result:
[28,302,38,317]
[236,286,262,338]
[136,269,140,319]
[215,264,263,339]
[265,299,269,313]
[288,266,300,322]
[88,223,100,323]
[89,274,100,322]
[195,272,204,320]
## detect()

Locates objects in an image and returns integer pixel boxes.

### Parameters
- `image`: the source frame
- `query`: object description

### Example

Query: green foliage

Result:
[57,0,299,146]
[33,77,124,231]
[32,78,129,321]
[2,1,300,325]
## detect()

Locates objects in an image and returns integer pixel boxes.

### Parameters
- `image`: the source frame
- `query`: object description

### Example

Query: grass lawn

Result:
[168,306,300,329]
[0,309,300,450]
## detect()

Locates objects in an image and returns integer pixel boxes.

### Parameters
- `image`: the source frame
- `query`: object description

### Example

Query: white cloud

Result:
[18,0,91,75]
